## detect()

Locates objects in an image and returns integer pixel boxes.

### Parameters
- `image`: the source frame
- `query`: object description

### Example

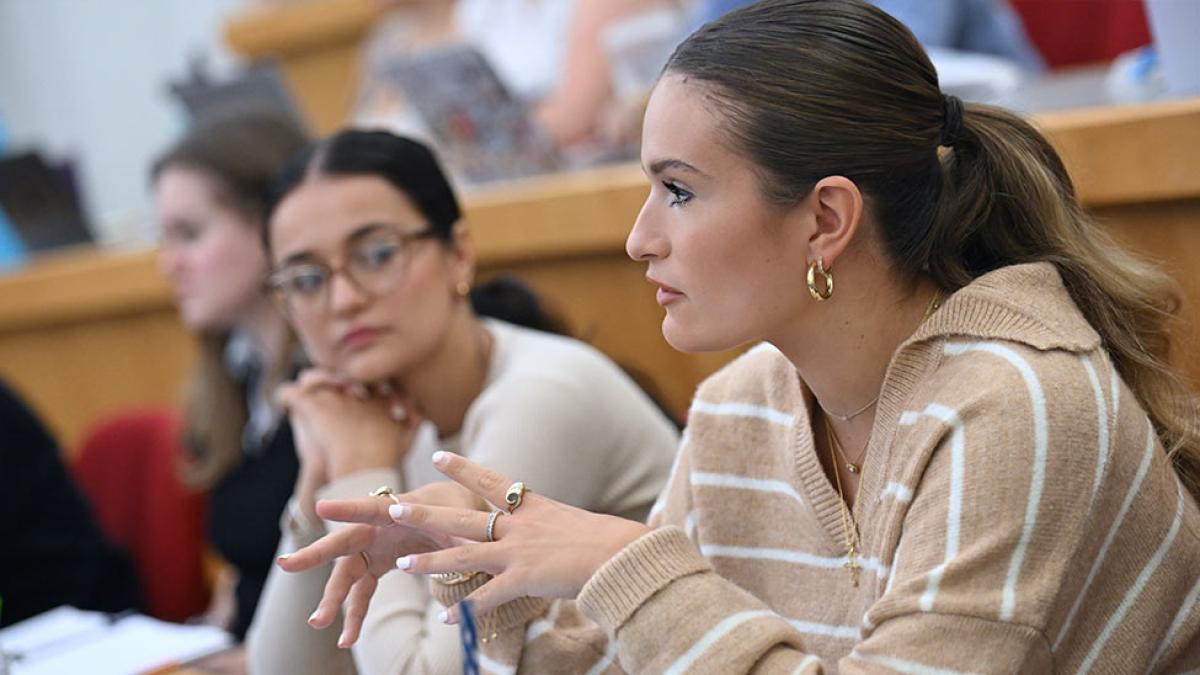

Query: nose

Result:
[328,268,369,316]
[626,197,669,262]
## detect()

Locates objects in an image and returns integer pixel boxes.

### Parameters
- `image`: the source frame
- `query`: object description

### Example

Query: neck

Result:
[773,265,938,444]
[401,308,492,438]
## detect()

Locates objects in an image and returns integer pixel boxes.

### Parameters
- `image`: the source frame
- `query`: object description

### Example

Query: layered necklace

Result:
[822,289,942,586]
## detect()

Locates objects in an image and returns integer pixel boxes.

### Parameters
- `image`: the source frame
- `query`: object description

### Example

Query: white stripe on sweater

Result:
[944,342,1048,621]
[900,404,965,612]
[1077,483,1187,674]
[1053,422,1157,650]
[663,610,776,675]
[689,399,796,427]
[785,619,859,640]
[879,481,914,503]
[648,431,688,521]
[852,651,976,675]
[793,654,822,673]
[1147,572,1200,672]
[584,638,619,675]
[691,471,805,506]
[701,544,887,577]
[1080,354,1112,512]
[684,511,697,540]
[479,652,517,675]
[525,599,561,643]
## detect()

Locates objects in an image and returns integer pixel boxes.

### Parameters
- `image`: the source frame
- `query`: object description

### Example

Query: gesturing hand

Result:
[390,452,650,625]
[276,481,483,647]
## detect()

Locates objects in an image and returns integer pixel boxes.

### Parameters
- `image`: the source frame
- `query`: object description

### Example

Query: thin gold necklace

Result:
[828,414,865,474]
[824,415,862,587]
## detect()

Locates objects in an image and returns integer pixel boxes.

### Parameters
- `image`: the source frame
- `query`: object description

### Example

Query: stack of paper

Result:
[0,606,232,675]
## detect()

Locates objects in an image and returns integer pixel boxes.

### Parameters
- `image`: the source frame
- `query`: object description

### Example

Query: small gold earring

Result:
[807,257,833,301]
[456,281,471,297]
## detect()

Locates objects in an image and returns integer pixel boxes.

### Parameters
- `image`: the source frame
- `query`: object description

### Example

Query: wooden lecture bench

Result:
[1,97,1199,452]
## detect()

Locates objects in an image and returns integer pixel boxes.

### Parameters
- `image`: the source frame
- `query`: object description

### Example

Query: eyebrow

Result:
[277,222,392,267]
[645,158,710,178]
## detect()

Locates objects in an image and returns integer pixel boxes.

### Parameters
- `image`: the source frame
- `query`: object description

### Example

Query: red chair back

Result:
[71,409,209,622]
[1011,0,1152,68]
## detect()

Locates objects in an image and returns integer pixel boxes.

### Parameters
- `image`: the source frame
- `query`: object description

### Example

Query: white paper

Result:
[0,607,232,675]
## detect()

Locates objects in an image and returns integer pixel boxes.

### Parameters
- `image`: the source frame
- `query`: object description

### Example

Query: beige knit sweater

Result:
[434,263,1200,673]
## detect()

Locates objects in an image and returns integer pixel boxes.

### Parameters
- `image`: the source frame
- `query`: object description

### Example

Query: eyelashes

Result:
[663,180,694,207]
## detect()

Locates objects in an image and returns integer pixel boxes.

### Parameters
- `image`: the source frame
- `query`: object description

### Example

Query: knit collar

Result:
[908,262,1102,354]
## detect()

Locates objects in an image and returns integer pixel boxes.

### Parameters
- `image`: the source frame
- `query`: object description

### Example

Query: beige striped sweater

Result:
[435,263,1200,673]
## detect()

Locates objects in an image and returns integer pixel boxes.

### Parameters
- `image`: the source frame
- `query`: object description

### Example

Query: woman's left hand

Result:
[390,451,651,624]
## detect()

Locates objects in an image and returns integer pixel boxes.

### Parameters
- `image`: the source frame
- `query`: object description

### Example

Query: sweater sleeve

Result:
[245,495,356,675]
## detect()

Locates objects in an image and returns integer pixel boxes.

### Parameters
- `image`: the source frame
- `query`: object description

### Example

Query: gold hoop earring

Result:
[807,257,833,301]
[456,281,471,297]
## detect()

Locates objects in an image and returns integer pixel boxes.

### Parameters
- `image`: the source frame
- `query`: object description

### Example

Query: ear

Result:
[446,220,477,289]
[802,176,863,270]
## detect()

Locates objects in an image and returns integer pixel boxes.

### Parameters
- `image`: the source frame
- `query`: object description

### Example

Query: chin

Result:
[661,315,744,354]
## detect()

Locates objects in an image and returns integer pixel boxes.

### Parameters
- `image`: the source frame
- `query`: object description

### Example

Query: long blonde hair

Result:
[152,111,308,490]
[669,0,1200,497]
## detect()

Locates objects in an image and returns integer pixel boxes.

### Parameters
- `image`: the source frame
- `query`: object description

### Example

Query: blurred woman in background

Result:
[152,111,309,641]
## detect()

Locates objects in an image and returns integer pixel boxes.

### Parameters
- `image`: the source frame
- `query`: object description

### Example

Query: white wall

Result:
[0,0,249,245]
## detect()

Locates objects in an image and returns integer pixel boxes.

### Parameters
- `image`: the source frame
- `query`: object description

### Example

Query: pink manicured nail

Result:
[308,610,320,625]
[337,632,349,648]
[432,451,448,466]
[396,555,413,570]
[389,503,409,519]
[438,609,450,624]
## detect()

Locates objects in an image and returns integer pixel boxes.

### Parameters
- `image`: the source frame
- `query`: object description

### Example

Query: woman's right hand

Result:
[276,480,485,647]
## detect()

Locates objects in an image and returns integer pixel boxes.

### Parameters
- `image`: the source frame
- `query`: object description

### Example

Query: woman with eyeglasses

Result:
[244,130,679,674]
[279,0,1200,671]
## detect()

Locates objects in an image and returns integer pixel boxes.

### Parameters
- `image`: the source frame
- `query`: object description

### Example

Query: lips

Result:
[647,274,684,306]
[337,326,386,351]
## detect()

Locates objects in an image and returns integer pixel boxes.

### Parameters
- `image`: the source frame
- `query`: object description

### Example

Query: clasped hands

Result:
[276,368,422,482]
[276,451,651,647]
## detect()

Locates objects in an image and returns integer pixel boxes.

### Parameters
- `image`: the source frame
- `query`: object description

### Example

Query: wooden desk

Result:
[2,99,1198,452]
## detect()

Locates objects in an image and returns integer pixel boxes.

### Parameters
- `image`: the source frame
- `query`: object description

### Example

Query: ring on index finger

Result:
[370,485,403,505]
[371,485,403,526]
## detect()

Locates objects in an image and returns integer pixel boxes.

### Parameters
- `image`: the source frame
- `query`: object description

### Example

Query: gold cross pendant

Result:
[844,551,861,587]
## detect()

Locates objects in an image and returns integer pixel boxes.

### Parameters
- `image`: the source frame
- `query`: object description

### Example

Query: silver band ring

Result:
[486,509,503,542]
[361,550,372,569]
[504,482,527,513]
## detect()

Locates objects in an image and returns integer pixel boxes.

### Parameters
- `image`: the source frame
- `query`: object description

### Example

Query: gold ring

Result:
[486,510,503,542]
[504,482,527,513]
[360,550,372,569]
[370,485,403,505]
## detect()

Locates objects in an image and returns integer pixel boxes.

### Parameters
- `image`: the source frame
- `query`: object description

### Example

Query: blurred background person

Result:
[354,0,689,173]
[151,110,310,642]
[0,379,139,627]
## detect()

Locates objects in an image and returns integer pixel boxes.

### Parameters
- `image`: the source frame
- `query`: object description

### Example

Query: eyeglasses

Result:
[267,226,441,317]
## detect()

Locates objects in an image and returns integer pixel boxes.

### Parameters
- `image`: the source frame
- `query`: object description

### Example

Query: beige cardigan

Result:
[435,263,1200,673]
